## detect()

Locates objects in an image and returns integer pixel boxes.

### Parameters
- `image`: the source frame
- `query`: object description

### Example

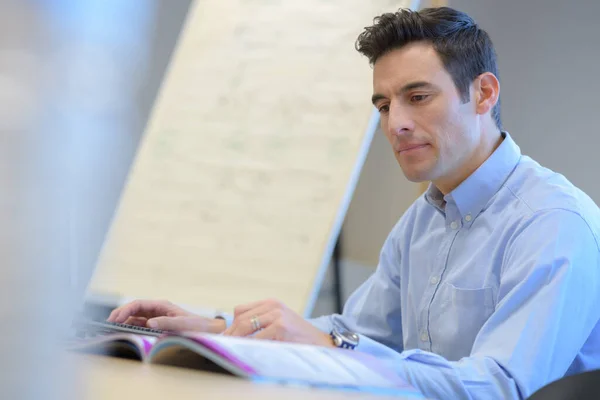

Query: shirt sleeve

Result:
[381,209,600,400]
[309,221,405,355]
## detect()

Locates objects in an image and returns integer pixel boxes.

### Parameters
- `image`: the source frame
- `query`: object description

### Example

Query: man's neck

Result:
[434,129,503,195]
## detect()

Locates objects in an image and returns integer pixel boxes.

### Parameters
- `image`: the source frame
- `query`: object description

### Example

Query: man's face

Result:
[372,42,480,186]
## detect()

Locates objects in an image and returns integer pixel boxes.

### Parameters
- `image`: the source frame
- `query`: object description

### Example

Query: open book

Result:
[69,332,423,397]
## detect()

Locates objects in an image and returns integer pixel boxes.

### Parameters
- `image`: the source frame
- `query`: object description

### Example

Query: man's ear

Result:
[473,72,500,116]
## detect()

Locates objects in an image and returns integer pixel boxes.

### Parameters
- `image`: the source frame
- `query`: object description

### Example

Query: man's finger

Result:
[108,300,147,322]
[251,324,279,341]
[233,299,269,318]
[146,316,211,332]
[108,300,171,323]
[123,316,148,327]
[224,302,273,335]
[224,308,280,337]
[107,307,122,322]
[233,298,286,329]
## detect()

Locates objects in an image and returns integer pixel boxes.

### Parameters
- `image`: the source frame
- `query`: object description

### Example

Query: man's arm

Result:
[379,209,600,400]
[309,223,405,356]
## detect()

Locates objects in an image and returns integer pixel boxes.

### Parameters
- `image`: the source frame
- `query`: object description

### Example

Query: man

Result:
[108,7,600,399]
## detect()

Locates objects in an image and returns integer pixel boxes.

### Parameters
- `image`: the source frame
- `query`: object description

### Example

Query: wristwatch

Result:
[330,326,359,350]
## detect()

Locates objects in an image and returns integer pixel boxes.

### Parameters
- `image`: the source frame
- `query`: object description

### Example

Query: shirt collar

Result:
[425,131,521,219]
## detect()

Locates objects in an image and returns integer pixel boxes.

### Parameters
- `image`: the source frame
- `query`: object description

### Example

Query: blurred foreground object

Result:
[0,0,77,398]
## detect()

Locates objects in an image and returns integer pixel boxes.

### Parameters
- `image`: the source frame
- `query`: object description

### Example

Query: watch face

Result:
[337,328,359,345]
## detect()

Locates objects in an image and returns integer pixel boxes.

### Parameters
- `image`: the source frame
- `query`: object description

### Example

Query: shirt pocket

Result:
[450,283,495,311]
[432,282,496,360]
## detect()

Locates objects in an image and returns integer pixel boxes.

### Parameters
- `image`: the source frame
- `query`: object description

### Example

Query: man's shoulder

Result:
[504,156,600,243]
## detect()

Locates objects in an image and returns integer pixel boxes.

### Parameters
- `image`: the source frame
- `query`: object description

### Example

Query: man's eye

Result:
[411,94,429,103]
[378,105,390,113]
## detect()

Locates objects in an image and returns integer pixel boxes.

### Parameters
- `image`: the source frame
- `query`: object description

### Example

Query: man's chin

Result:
[397,160,436,183]
[400,169,435,183]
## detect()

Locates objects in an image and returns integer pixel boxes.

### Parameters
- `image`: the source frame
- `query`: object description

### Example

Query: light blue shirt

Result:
[310,132,600,399]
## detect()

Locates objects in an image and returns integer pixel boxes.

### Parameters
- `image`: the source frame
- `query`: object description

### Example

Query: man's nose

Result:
[387,104,414,136]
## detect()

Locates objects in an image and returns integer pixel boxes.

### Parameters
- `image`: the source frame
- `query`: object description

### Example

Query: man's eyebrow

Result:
[401,81,434,92]
[371,93,387,106]
[371,81,435,105]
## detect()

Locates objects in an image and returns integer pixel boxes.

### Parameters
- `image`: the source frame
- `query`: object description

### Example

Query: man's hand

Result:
[223,298,334,347]
[107,299,226,333]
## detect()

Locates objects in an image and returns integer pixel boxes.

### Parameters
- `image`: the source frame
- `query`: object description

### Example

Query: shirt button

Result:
[430,276,439,285]
[450,221,459,230]
[465,214,472,222]
[420,332,429,342]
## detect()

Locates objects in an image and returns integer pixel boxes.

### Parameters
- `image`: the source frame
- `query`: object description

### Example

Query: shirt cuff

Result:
[309,315,401,357]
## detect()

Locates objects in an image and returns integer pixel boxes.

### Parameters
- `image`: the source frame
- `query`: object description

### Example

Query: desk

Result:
[72,354,420,400]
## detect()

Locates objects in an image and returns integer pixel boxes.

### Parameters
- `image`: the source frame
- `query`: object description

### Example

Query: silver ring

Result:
[250,315,261,332]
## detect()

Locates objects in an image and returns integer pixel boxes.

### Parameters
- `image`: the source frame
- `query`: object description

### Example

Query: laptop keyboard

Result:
[73,319,167,338]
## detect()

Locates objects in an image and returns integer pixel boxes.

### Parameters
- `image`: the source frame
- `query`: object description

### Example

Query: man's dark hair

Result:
[356,7,502,130]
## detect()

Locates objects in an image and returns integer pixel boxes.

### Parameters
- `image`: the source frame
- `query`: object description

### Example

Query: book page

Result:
[190,334,420,395]
[89,0,415,315]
